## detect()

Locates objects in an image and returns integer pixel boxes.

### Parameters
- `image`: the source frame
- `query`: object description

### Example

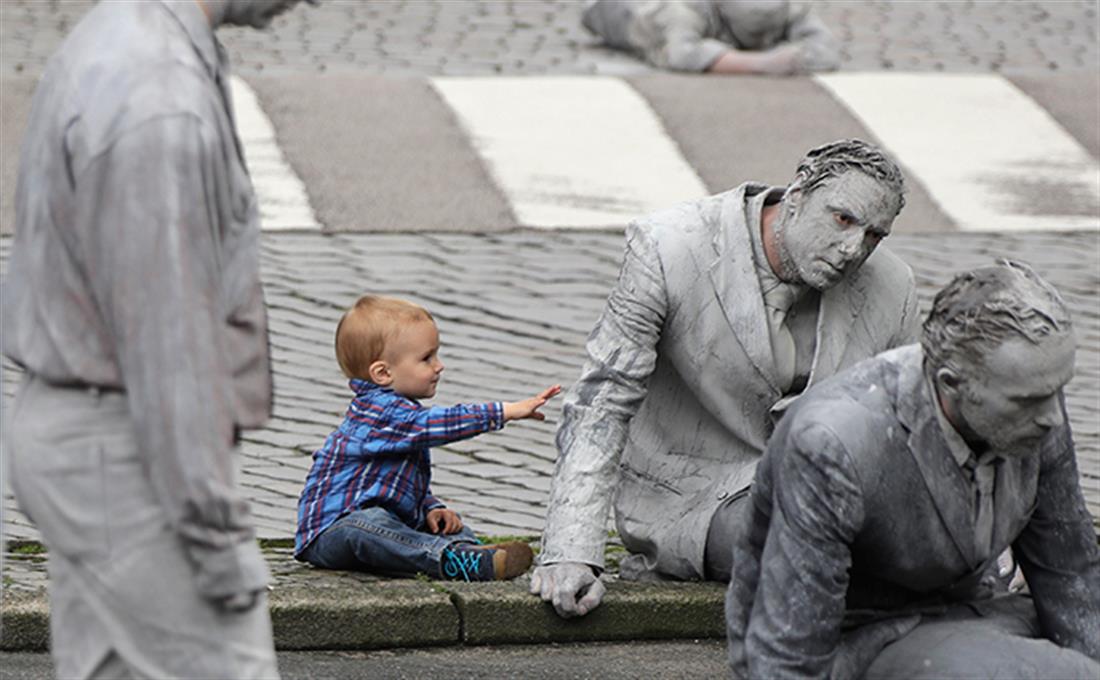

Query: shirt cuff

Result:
[188,539,270,601]
[488,401,505,430]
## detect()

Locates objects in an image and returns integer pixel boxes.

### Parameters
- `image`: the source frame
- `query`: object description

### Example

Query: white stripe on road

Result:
[431,77,709,229]
[816,73,1099,232]
[229,76,321,231]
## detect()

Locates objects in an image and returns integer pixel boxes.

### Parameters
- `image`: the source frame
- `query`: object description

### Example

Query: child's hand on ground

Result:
[426,508,464,534]
[503,384,562,422]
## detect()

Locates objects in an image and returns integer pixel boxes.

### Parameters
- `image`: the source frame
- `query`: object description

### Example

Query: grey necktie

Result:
[964,457,997,559]
[763,282,797,392]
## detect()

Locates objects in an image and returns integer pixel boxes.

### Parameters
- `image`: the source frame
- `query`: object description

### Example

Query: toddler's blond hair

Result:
[335,295,434,380]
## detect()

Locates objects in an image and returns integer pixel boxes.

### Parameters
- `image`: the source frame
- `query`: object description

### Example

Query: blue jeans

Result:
[300,506,482,579]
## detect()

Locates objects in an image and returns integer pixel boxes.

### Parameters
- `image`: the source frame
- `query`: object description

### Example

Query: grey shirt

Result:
[1,0,272,598]
[932,380,1000,559]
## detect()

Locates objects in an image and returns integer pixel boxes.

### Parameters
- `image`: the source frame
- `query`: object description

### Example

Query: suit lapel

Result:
[895,353,981,569]
[708,185,778,392]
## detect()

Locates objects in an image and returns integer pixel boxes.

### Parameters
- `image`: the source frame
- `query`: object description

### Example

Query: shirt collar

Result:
[159,0,223,79]
[747,187,800,297]
[350,378,385,395]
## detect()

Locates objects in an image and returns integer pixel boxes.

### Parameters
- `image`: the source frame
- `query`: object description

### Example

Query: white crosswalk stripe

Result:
[229,76,321,230]
[430,76,709,229]
[816,72,1100,232]
[236,74,1098,233]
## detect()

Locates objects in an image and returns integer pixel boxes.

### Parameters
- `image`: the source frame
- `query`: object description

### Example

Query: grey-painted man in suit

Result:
[727,261,1100,679]
[3,1,314,677]
[582,0,839,75]
[531,139,921,617]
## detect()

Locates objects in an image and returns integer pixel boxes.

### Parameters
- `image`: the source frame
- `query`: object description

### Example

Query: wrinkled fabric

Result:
[582,0,838,72]
[7,376,278,680]
[296,379,503,556]
[300,506,481,579]
[540,184,921,578]
[863,596,1100,680]
[0,0,273,610]
[726,345,1100,679]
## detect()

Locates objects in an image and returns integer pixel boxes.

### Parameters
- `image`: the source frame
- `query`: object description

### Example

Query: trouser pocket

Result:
[11,440,110,561]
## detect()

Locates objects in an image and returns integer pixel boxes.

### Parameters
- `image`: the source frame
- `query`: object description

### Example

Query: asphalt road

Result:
[1,640,729,679]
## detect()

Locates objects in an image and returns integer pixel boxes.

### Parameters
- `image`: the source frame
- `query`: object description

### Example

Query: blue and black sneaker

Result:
[441,542,534,582]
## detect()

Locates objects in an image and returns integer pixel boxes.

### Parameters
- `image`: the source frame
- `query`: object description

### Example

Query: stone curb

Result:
[0,592,49,652]
[447,580,726,645]
[2,579,725,652]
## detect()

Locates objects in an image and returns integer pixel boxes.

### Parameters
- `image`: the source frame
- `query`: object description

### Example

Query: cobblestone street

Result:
[4,228,1098,584]
[2,1,1098,76]
[1,0,1098,626]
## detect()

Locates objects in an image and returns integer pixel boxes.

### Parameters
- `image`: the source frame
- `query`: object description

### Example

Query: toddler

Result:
[295,295,560,581]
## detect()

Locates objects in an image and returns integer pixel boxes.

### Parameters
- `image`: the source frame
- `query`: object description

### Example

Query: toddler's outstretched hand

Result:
[503,385,562,422]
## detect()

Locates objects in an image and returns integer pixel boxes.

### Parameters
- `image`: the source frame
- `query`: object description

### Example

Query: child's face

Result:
[384,319,444,399]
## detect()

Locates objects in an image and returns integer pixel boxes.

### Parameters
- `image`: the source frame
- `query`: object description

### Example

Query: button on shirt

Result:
[0,0,272,596]
[295,380,505,557]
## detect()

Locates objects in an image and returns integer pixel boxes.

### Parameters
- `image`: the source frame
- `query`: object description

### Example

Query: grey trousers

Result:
[704,489,750,582]
[6,375,279,679]
[863,595,1100,680]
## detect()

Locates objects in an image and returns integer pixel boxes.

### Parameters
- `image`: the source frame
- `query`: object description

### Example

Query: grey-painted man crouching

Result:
[531,139,921,617]
[2,1,314,677]
[727,261,1100,679]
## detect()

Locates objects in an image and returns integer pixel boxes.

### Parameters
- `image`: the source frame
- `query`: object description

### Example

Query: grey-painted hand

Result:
[529,562,606,618]
[216,589,261,613]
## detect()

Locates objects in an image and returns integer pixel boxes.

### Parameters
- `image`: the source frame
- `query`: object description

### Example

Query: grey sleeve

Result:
[661,32,731,71]
[71,115,268,600]
[743,423,865,679]
[539,223,668,568]
[787,8,841,72]
[633,2,729,71]
[1013,417,1100,660]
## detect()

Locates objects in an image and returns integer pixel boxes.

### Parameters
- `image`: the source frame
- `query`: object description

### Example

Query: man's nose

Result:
[434,359,445,373]
[838,230,863,258]
[1034,396,1064,430]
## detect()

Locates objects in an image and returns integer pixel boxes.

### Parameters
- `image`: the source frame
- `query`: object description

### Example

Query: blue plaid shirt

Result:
[295,379,504,557]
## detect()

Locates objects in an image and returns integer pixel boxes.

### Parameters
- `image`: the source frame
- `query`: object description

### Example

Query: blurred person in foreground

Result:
[581,0,839,75]
[531,139,920,617]
[2,1,315,677]
[727,261,1100,679]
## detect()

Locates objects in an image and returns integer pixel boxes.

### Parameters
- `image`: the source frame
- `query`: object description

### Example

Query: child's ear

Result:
[368,360,392,386]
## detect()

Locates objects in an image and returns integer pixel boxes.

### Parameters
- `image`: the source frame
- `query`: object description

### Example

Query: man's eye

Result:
[834,213,854,227]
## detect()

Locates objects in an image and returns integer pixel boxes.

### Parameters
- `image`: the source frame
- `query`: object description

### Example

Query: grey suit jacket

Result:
[727,345,1100,679]
[540,183,920,578]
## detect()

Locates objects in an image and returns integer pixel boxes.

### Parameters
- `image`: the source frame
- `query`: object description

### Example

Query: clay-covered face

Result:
[774,170,900,290]
[717,0,790,49]
[224,0,303,29]
[950,332,1075,457]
